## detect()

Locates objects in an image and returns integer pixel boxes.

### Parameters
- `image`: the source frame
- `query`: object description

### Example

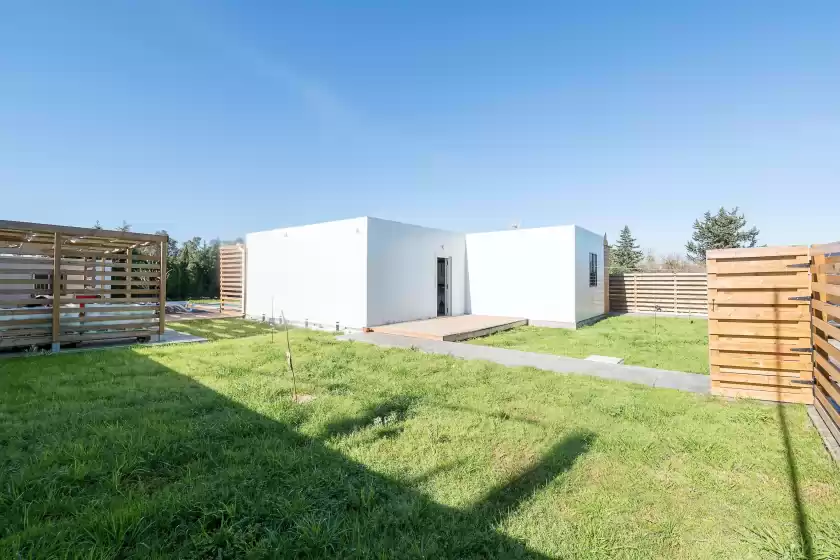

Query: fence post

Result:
[51,233,62,352]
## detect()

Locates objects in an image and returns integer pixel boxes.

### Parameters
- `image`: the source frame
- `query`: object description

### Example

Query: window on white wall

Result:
[589,253,598,287]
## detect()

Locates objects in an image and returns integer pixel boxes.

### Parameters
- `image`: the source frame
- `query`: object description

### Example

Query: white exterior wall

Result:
[244,217,368,329]
[366,218,466,326]
[574,226,606,323]
[465,226,577,325]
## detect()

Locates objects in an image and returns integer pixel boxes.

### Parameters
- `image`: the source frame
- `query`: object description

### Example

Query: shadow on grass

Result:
[321,395,418,438]
[169,318,279,341]
[0,349,591,558]
[777,400,814,559]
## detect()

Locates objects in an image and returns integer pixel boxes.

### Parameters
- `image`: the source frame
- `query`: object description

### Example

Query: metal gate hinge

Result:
[790,379,815,385]
[790,347,812,353]
[786,262,811,269]
[788,295,811,301]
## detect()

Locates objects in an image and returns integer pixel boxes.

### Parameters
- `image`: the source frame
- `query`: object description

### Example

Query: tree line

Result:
[94,221,236,300]
[609,207,759,273]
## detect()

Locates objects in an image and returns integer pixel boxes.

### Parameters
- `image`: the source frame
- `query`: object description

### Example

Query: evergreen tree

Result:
[686,207,759,263]
[609,226,644,272]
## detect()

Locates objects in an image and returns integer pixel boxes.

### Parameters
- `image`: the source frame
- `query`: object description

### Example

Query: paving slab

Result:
[338,331,710,394]
[0,329,206,359]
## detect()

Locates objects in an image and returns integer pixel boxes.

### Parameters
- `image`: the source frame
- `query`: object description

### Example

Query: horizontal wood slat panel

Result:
[813,282,840,298]
[0,299,51,307]
[59,330,155,343]
[709,321,809,337]
[707,256,810,274]
[0,317,53,326]
[811,241,840,253]
[712,351,811,372]
[0,336,51,348]
[709,336,810,354]
[0,256,53,265]
[714,372,810,386]
[0,289,52,295]
[61,280,161,288]
[814,387,840,439]
[0,327,52,337]
[709,273,810,290]
[815,352,840,384]
[608,273,707,315]
[70,315,158,325]
[816,262,840,274]
[814,336,840,365]
[58,297,159,305]
[0,221,166,349]
[813,316,840,341]
[0,278,41,285]
[0,307,53,316]
[711,381,813,404]
[219,244,245,316]
[59,321,159,333]
[815,369,840,412]
[708,307,809,321]
[812,299,840,321]
[707,246,809,259]
[708,246,811,403]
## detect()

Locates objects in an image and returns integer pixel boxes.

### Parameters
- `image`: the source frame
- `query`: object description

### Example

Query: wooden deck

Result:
[370,315,527,342]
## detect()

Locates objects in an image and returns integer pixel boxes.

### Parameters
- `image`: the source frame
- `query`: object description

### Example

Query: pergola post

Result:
[51,233,62,352]
[159,239,167,339]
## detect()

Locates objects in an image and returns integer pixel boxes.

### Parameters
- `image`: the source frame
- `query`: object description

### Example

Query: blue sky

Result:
[2,1,838,254]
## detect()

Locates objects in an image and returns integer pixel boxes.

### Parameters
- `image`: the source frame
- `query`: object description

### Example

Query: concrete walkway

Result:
[338,331,710,394]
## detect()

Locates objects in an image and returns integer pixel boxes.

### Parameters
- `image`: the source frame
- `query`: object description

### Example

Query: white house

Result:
[245,217,605,330]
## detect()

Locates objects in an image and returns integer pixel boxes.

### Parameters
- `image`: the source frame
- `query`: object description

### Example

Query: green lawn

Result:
[169,317,282,341]
[469,315,710,374]
[2,321,839,558]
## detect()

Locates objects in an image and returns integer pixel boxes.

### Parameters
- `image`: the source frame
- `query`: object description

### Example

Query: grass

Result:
[188,298,221,305]
[469,315,709,374]
[2,319,839,558]
[169,317,282,341]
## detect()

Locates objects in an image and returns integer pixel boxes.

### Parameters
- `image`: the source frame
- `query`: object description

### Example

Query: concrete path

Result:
[338,331,710,394]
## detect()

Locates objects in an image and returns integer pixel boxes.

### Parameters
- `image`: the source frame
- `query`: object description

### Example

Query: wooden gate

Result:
[707,246,813,404]
[219,244,245,315]
[811,242,840,447]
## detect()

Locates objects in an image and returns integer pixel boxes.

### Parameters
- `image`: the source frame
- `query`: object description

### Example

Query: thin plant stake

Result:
[280,310,297,402]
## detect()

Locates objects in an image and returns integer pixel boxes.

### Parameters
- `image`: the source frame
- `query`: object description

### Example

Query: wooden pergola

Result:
[0,220,168,351]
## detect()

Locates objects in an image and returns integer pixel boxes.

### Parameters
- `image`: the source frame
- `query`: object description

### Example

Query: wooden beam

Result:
[0,220,167,243]
[126,251,132,300]
[707,246,809,259]
[159,240,167,335]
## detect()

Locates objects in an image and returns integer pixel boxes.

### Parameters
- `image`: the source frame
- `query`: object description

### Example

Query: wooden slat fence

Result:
[707,246,813,404]
[811,242,840,448]
[609,273,707,315]
[220,244,245,315]
[0,221,167,350]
